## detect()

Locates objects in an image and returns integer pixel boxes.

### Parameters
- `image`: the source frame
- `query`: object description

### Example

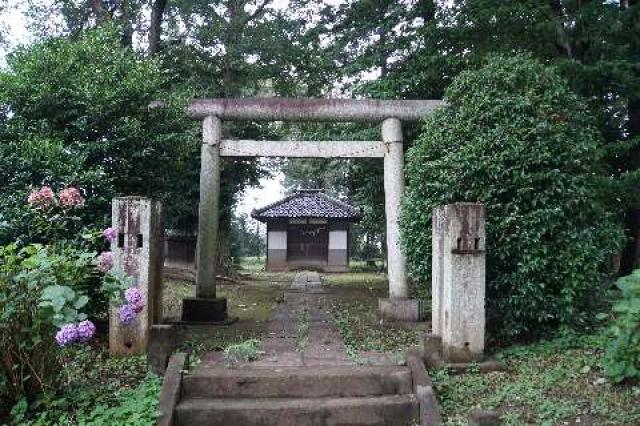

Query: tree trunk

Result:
[120,0,134,47]
[619,99,640,275]
[618,0,640,275]
[216,217,236,278]
[148,0,168,55]
[90,0,107,23]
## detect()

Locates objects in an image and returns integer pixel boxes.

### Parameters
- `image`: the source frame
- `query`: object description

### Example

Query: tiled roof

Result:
[251,189,362,222]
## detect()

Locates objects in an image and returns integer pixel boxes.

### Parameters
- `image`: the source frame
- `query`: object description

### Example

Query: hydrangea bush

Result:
[0,188,144,414]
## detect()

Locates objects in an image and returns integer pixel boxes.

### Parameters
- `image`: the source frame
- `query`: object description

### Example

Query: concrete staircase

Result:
[174,365,420,426]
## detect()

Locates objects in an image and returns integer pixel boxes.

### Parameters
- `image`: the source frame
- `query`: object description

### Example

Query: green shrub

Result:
[603,270,640,383]
[0,244,92,412]
[11,349,160,425]
[402,54,623,340]
[0,137,112,246]
[0,25,197,232]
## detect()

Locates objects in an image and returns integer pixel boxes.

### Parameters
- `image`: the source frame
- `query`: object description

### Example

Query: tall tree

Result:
[157,0,335,274]
[618,0,640,274]
[323,0,640,274]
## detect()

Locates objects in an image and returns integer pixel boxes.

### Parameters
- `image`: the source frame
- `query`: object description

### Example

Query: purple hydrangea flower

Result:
[103,227,117,243]
[119,304,137,325]
[97,251,113,273]
[124,287,143,306]
[125,288,145,314]
[55,324,78,347]
[132,301,144,314]
[76,320,96,342]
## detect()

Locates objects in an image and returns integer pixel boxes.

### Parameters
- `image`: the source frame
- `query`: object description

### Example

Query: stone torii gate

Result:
[182,98,444,323]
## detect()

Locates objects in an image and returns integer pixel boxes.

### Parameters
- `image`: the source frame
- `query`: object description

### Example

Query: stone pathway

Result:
[179,272,425,425]
[197,270,402,370]
[254,271,352,367]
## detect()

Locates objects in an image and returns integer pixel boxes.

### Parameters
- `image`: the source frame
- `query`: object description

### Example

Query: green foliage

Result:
[100,271,134,307]
[432,329,640,425]
[0,244,93,412]
[231,213,265,259]
[39,285,88,328]
[0,25,196,232]
[0,137,111,246]
[1,189,108,318]
[15,348,160,425]
[603,270,640,383]
[402,54,623,341]
[223,339,262,369]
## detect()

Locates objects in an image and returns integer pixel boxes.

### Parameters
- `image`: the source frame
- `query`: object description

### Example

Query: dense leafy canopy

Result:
[0,26,194,242]
[402,55,624,340]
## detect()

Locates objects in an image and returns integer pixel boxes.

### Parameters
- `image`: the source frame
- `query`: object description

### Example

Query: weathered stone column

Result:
[432,203,486,362]
[182,115,228,322]
[109,197,164,355]
[196,115,221,298]
[378,118,419,321]
[382,117,407,297]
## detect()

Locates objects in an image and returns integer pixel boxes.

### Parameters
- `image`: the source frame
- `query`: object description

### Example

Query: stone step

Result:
[183,366,413,399]
[175,395,419,426]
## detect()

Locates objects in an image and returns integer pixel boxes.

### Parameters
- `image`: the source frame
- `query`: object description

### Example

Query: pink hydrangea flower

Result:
[103,227,117,243]
[97,251,114,273]
[58,187,84,208]
[27,186,55,209]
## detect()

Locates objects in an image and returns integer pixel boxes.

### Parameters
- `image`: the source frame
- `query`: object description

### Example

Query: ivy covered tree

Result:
[402,55,624,341]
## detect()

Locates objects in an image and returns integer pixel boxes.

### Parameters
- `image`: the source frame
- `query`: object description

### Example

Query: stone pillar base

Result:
[148,325,178,374]
[181,297,228,323]
[378,298,420,322]
[424,333,492,367]
[443,343,484,364]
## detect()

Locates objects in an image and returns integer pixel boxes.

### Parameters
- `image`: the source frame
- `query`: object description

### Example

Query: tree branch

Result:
[246,0,272,24]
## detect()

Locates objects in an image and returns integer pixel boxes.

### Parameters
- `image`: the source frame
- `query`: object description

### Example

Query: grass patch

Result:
[433,329,640,425]
[223,339,262,368]
[329,300,423,357]
[162,279,282,322]
[248,270,298,283]
[321,271,388,290]
[236,256,266,272]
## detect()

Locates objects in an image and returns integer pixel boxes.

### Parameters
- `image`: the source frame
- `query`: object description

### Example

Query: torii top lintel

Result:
[187,97,445,122]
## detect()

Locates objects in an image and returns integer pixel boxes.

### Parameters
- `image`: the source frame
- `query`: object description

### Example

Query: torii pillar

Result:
[181,116,229,322]
[378,118,420,322]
